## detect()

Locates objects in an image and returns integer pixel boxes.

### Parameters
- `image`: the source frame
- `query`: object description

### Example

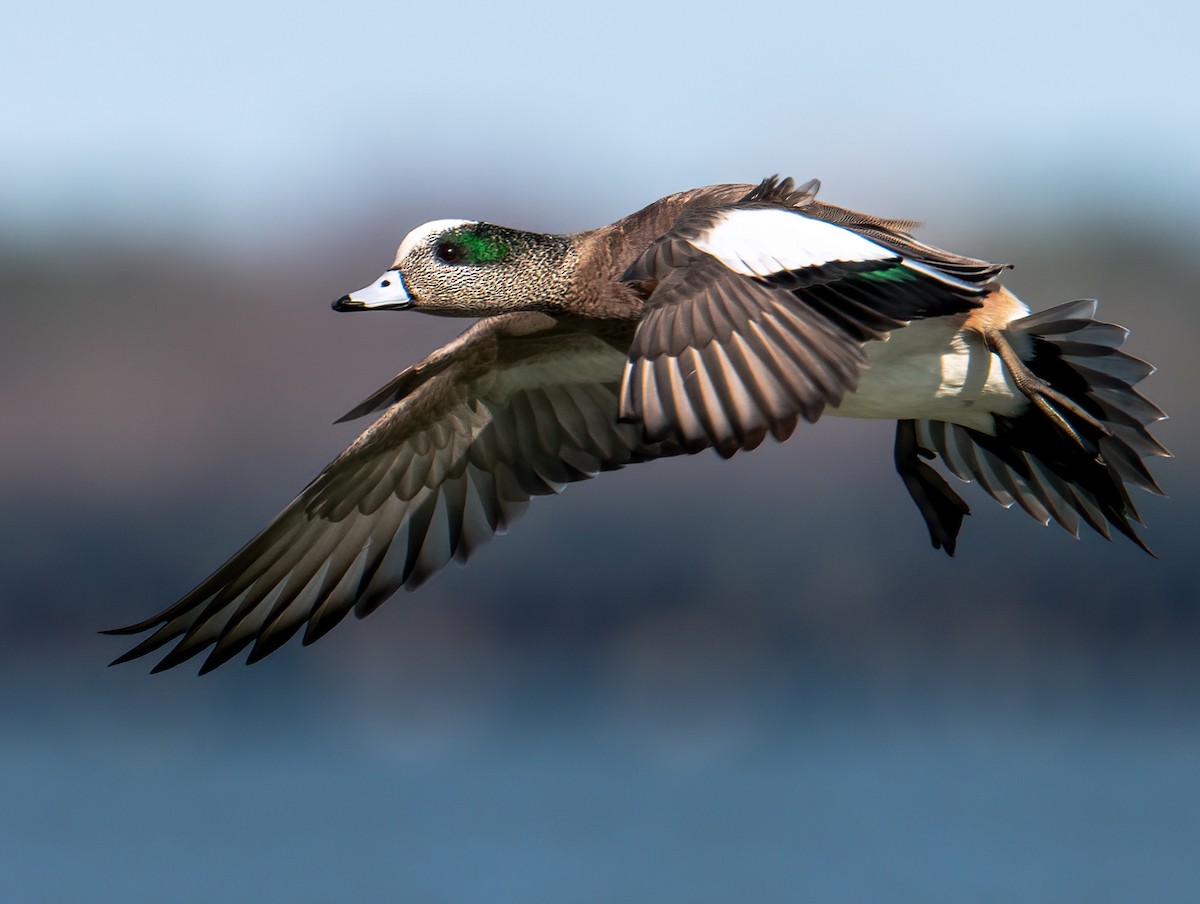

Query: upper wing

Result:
[620,176,1004,457]
[107,314,673,673]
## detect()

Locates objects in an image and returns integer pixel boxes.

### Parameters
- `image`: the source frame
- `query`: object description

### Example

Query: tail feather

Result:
[904,299,1167,554]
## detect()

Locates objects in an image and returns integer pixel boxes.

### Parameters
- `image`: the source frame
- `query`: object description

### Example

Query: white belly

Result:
[829,316,1028,432]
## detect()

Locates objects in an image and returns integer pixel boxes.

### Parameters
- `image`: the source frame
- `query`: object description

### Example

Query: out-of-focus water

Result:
[4,656,1197,903]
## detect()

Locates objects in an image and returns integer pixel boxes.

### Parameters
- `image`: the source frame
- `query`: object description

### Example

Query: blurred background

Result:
[3,1,1198,900]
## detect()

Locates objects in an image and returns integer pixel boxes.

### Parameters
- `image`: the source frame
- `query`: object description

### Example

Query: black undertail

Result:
[896,299,1168,554]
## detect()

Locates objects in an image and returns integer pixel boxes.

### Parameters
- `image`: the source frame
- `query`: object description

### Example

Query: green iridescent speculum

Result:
[449,228,511,264]
[853,263,918,283]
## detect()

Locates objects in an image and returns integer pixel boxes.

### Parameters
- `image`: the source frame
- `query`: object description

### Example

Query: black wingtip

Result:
[934,534,959,558]
[895,420,970,556]
[244,623,302,665]
[1122,526,1157,559]
[149,650,184,673]
[99,622,151,636]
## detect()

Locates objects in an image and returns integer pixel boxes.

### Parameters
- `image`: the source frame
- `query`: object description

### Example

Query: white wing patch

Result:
[689,208,895,277]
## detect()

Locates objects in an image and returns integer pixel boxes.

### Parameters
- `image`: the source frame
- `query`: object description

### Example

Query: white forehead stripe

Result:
[393,218,474,265]
[689,208,894,277]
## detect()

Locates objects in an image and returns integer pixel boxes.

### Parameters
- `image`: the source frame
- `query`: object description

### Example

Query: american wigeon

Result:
[108,177,1167,673]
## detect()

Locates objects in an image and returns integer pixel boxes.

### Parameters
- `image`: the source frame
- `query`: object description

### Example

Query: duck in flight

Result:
[107,177,1168,673]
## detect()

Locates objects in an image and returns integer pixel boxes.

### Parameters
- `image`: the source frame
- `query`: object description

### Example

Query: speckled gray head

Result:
[333,219,576,316]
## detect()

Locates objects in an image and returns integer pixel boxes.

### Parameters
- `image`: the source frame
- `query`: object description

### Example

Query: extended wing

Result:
[107,314,675,673]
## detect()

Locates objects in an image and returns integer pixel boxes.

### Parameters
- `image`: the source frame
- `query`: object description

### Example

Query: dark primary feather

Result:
[106,314,679,673]
[894,419,971,556]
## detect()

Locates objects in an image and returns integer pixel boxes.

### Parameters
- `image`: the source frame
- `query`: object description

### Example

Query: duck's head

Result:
[333,219,576,317]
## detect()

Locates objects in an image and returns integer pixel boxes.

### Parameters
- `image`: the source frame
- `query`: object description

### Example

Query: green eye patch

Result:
[444,227,511,264]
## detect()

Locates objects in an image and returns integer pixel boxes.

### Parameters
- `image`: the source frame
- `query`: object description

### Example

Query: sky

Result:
[4,0,1198,246]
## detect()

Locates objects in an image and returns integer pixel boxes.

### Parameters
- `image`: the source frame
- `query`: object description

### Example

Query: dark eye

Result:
[435,241,465,263]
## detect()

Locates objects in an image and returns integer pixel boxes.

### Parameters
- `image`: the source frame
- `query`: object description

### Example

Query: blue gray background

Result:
[3,2,1198,901]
